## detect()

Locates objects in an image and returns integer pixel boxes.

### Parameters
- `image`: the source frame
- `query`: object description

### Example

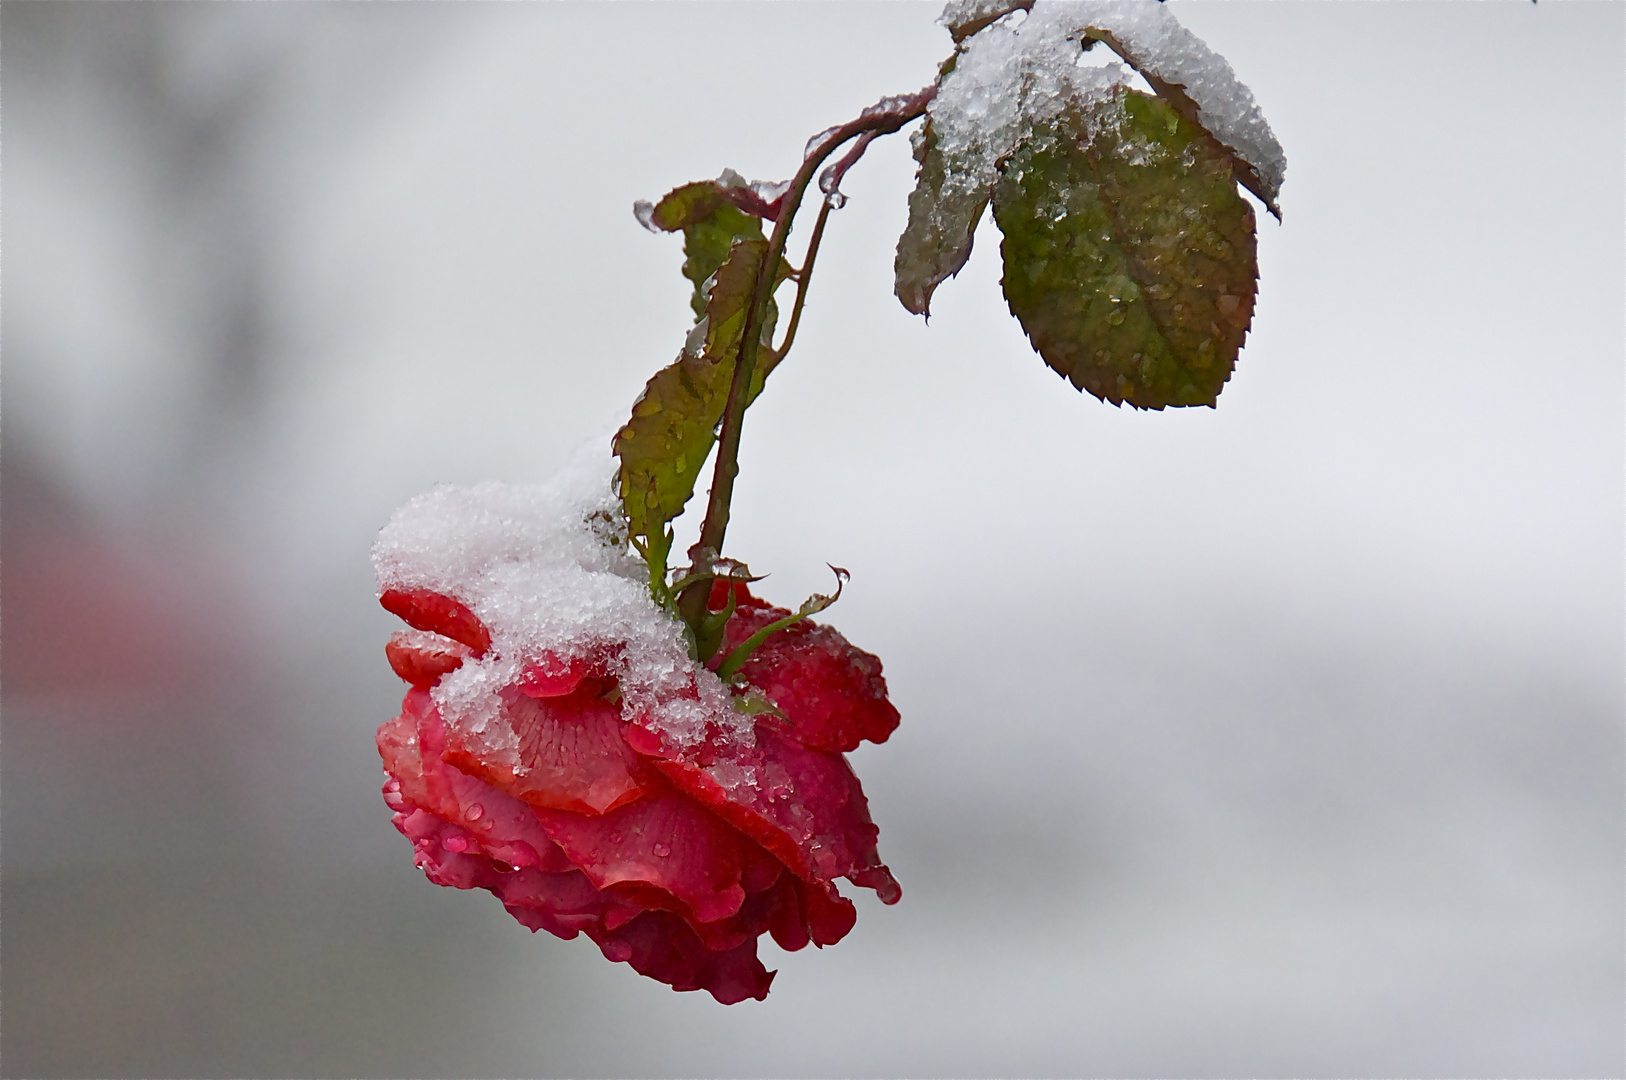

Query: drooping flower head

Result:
[373,451,899,1003]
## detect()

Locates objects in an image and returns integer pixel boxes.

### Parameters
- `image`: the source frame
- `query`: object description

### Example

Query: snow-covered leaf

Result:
[991,88,1257,409]
[1080,25,1283,218]
[936,0,1285,217]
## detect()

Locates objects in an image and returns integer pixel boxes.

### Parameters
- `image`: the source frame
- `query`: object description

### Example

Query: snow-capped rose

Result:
[376,579,900,1003]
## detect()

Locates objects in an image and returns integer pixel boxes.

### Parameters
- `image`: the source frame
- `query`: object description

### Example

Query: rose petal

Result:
[661,837,798,953]
[737,832,785,894]
[444,681,653,816]
[379,587,491,654]
[741,621,899,752]
[625,721,901,904]
[800,878,859,946]
[686,879,781,953]
[394,808,643,940]
[743,865,859,952]
[385,629,473,687]
[379,583,902,1004]
[497,866,645,938]
[590,910,774,1005]
[764,874,811,952]
[513,653,596,698]
[380,689,574,872]
[532,788,749,925]
[714,593,900,753]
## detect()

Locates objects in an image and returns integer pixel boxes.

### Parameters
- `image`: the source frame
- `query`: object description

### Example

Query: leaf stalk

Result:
[675,87,934,636]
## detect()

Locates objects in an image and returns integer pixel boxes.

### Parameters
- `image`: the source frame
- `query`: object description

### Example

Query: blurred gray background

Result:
[3,2,1621,1077]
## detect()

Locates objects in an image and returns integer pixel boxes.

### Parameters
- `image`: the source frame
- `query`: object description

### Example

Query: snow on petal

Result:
[375,442,902,1003]
[372,445,754,767]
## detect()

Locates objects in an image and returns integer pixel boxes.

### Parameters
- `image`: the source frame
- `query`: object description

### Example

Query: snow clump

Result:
[372,443,751,769]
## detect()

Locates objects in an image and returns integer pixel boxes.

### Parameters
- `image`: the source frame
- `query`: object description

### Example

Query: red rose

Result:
[376,579,900,1003]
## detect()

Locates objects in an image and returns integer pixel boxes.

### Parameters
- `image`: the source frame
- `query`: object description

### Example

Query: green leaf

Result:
[614,237,787,561]
[647,179,767,320]
[894,118,988,317]
[991,88,1257,409]
[703,236,769,359]
[614,349,733,562]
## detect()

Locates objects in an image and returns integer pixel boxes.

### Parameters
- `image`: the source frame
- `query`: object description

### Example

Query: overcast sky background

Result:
[3,2,1622,1077]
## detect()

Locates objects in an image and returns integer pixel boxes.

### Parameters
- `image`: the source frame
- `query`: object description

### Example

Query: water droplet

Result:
[1107,307,1126,326]
[653,843,672,858]
[610,832,623,844]
[465,803,484,822]
[443,835,468,853]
